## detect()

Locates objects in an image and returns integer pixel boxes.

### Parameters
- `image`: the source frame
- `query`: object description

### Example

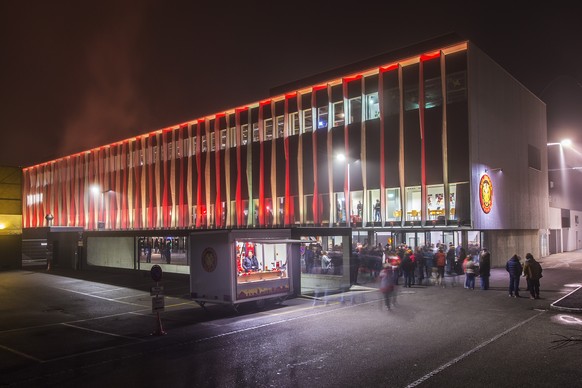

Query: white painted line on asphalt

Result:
[53,287,145,307]
[0,343,43,362]
[404,310,546,388]
[550,286,582,312]
[61,322,144,341]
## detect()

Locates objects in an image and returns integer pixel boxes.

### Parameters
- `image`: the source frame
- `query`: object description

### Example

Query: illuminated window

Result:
[220,129,227,149]
[264,118,273,140]
[365,92,380,120]
[276,115,284,138]
[241,124,249,145]
[386,188,401,221]
[288,112,299,135]
[333,101,344,127]
[252,123,259,142]
[210,133,215,151]
[317,106,328,129]
[201,135,207,152]
[302,109,313,132]
[348,97,361,124]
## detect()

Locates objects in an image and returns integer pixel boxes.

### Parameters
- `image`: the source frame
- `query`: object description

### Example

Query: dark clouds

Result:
[1,1,581,167]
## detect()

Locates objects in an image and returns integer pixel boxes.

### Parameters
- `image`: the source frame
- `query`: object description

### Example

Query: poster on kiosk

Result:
[190,229,300,308]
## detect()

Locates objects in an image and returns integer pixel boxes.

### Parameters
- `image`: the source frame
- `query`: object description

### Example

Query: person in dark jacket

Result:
[401,250,416,288]
[479,248,491,290]
[505,254,523,297]
[523,253,543,299]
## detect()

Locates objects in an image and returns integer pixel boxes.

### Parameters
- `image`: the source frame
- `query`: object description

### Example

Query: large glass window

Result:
[317,106,328,129]
[365,92,380,120]
[302,109,313,132]
[264,118,273,140]
[299,235,346,278]
[210,133,215,151]
[386,188,401,221]
[333,101,345,127]
[220,129,227,149]
[241,124,249,145]
[427,185,445,220]
[367,189,381,223]
[405,186,421,221]
[276,116,284,138]
[236,241,290,274]
[449,183,457,220]
[288,112,299,135]
[201,135,207,152]
[348,97,362,124]
[137,236,188,272]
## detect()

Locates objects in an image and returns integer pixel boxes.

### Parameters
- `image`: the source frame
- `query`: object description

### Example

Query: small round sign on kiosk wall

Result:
[201,247,218,272]
[150,264,163,282]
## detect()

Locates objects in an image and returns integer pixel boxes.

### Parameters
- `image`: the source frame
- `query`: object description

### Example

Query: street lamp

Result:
[547,138,572,147]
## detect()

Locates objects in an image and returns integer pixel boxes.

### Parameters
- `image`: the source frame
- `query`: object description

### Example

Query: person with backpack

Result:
[523,253,543,299]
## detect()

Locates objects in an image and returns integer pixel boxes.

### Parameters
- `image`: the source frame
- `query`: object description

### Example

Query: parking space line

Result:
[53,287,145,307]
[61,323,144,341]
[404,310,546,387]
[0,344,43,363]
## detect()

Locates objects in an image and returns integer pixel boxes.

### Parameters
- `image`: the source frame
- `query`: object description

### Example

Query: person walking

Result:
[523,253,543,299]
[506,254,523,297]
[379,263,396,309]
[479,248,491,290]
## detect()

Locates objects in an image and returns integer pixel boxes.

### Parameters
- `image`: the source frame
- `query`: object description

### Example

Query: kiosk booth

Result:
[190,229,301,309]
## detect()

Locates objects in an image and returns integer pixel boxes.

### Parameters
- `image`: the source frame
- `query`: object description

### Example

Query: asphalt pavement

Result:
[1,249,581,387]
[33,250,582,312]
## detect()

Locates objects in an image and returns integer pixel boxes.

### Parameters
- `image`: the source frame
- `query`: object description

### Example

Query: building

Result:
[0,166,22,270]
[21,33,549,280]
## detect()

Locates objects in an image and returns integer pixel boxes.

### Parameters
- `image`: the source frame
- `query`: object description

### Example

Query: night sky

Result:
[1,1,581,168]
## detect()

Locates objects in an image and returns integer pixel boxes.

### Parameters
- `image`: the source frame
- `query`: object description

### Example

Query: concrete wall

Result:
[548,207,582,252]
[87,236,135,269]
[486,229,542,268]
[467,44,549,231]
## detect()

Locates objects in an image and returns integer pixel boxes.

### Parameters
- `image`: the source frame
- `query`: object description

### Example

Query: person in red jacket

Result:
[434,247,447,287]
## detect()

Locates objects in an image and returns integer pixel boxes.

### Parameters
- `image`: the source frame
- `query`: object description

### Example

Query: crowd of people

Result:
[300,238,542,307]
[358,241,543,309]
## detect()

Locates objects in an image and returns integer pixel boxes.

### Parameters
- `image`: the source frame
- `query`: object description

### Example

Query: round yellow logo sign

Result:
[479,174,493,214]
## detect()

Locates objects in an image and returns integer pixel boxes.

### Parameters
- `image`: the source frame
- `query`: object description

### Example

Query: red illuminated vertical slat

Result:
[283,96,291,225]
[147,135,154,228]
[161,130,169,228]
[419,57,427,223]
[178,127,186,228]
[131,137,142,229]
[195,121,203,227]
[214,118,222,227]
[121,142,129,229]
